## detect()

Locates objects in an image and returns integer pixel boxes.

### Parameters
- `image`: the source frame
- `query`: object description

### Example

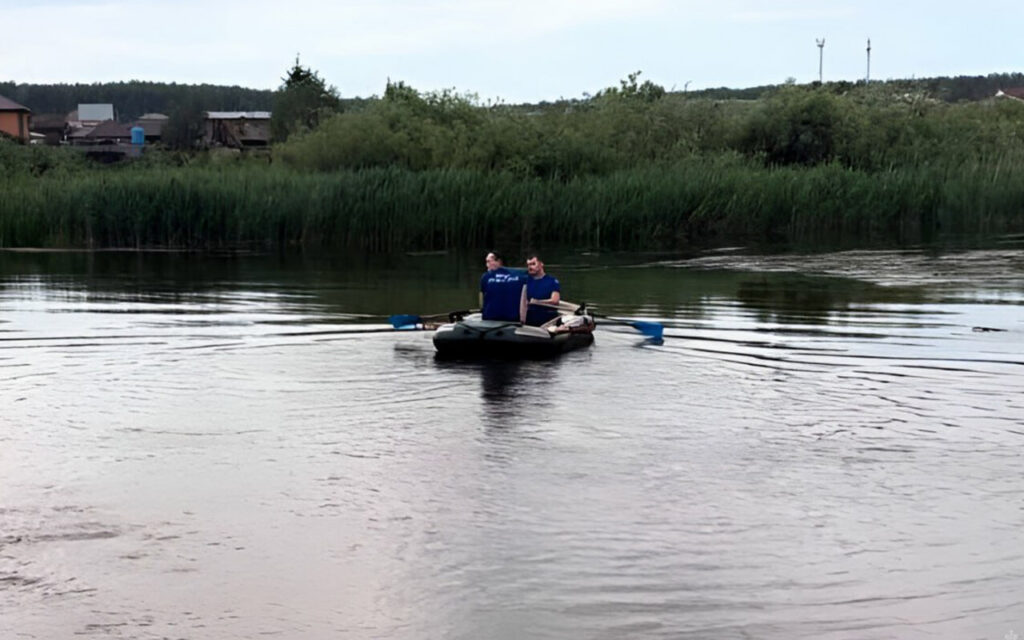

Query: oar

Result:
[388,310,475,330]
[388,314,427,329]
[604,316,664,341]
[533,300,664,341]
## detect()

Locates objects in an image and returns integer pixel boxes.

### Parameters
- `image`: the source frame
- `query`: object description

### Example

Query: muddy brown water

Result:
[2,246,1023,639]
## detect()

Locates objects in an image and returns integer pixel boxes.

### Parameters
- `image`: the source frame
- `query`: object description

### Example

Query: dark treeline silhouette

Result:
[6,72,1024,124]
[686,72,1024,102]
[0,80,276,120]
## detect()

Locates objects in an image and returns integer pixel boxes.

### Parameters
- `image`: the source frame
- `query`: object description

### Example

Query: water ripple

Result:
[3,249,1023,639]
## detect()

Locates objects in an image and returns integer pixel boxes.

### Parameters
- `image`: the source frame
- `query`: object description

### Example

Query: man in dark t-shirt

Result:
[524,253,561,326]
[479,252,527,322]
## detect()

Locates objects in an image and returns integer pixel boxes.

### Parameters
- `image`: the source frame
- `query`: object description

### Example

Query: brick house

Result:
[0,93,31,143]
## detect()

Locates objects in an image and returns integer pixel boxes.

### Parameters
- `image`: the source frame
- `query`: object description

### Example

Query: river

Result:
[2,244,1023,639]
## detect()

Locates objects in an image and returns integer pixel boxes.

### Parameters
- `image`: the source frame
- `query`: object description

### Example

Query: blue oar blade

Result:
[388,314,422,329]
[629,320,664,341]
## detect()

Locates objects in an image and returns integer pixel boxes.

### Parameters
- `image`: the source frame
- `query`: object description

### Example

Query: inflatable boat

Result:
[432,309,595,359]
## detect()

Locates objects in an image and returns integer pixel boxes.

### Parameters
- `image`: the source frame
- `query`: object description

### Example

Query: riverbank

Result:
[1,153,1022,252]
[5,82,1024,252]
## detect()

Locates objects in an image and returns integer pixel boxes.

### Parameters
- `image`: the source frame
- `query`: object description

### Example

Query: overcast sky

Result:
[3,0,1023,102]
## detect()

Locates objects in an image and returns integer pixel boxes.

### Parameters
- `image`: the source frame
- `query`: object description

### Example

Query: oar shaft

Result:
[388,309,478,329]
[532,300,663,340]
[531,300,580,313]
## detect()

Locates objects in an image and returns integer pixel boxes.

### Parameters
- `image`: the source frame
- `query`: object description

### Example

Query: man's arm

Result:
[529,279,560,305]
[530,292,560,304]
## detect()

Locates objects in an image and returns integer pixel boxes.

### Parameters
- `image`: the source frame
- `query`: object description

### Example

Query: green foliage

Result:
[275,77,698,177]
[0,138,86,177]
[162,97,206,151]
[739,87,846,166]
[2,151,1023,252]
[5,72,1024,252]
[270,57,342,142]
[681,72,1024,103]
[594,71,667,102]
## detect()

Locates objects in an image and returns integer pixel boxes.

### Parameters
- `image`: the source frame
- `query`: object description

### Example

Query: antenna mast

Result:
[816,38,826,83]
[866,38,872,83]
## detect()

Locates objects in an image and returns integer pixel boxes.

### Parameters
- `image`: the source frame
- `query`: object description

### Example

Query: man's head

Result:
[525,254,545,277]
[485,251,504,271]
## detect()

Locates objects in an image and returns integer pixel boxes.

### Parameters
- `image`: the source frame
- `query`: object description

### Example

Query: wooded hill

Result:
[0,80,275,120]
[4,72,1024,122]
[687,72,1024,102]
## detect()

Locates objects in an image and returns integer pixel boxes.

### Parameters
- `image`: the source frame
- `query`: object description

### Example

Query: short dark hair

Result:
[525,252,542,262]
[489,251,504,264]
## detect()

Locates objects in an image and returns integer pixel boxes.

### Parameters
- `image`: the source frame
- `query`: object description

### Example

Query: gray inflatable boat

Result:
[432,311,595,359]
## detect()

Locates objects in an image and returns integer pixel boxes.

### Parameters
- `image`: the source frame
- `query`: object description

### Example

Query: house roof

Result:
[86,120,132,138]
[0,94,31,112]
[205,111,271,120]
[30,113,67,129]
[137,113,169,121]
[78,103,115,122]
[996,88,1024,100]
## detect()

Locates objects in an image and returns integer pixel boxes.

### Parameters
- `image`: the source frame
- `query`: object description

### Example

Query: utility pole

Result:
[816,38,825,83]
[866,38,872,83]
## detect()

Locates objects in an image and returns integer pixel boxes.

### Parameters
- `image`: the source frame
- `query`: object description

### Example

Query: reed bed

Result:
[2,152,1023,252]
[5,84,1024,252]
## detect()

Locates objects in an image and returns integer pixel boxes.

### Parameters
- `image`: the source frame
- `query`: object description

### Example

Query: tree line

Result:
[272,73,1024,179]
[0,80,275,121]
[687,72,1024,102]
[5,70,1024,123]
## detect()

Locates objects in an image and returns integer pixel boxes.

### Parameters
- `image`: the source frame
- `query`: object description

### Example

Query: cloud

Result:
[6,0,666,56]
[2,0,667,86]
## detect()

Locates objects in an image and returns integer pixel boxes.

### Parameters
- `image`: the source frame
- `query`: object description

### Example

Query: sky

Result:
[3,0,1024,103]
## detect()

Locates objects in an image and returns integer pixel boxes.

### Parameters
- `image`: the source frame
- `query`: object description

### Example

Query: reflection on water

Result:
[2,246,1023,640]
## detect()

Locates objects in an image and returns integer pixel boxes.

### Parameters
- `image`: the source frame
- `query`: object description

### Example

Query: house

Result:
[0,93,31,143]
[203,111,271,148]
[76,103,115,127]
[30,113,70,145]
[69,119,139,161]
[133,113,169,143]
[995,88,1024,102]
[78,119,133,144]
[67,103,116,134]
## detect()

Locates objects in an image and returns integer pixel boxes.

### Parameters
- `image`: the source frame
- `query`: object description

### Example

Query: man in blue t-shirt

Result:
[479,251,527,322]
[524,253,561,326]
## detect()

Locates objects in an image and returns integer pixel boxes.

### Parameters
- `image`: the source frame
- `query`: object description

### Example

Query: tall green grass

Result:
[2,151,1022,252]
[5,83,1024,252]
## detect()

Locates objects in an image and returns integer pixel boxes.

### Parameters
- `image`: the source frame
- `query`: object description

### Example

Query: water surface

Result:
[2,247,1023,639]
